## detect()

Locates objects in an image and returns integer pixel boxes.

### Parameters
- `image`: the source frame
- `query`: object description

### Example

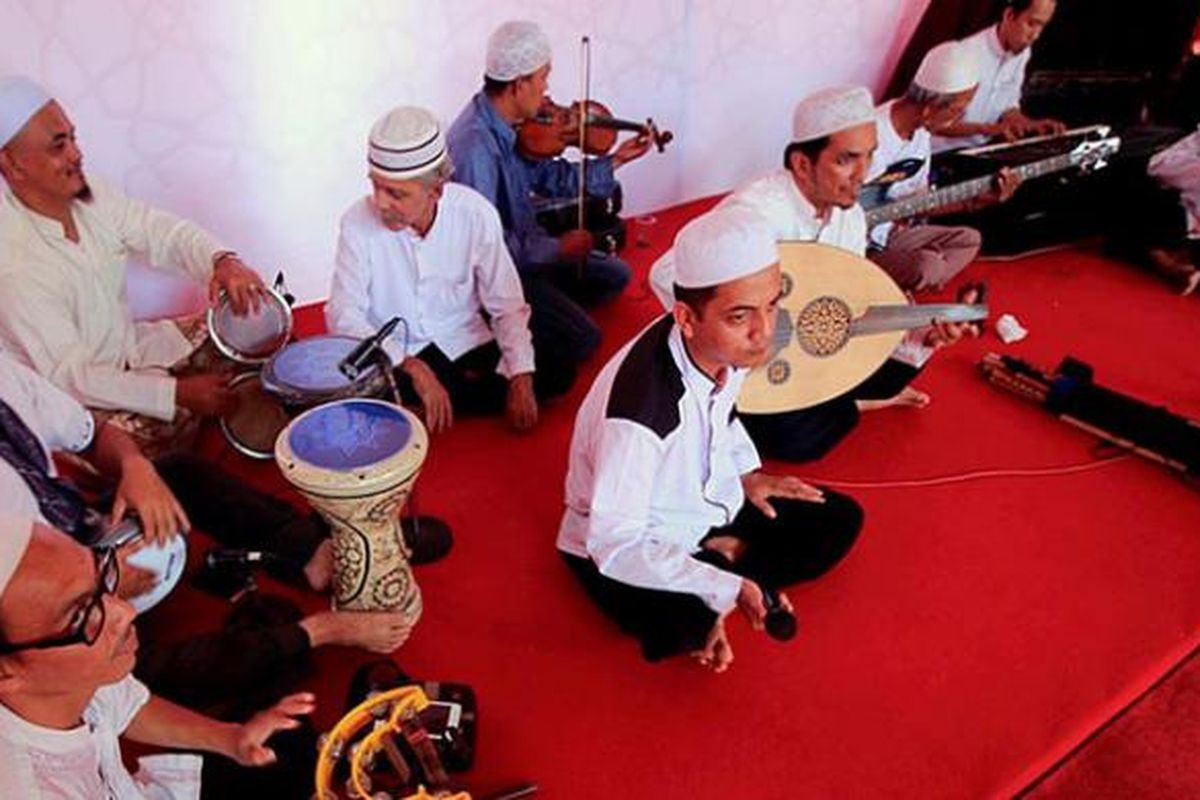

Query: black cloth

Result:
[392,339,576,413]
[564,490,863,661]
[741,359,921,463]
[0,398,90,539]
[198,720,318,800]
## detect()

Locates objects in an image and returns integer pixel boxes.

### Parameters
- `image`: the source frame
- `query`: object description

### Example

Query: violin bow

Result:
[576,35,591,280]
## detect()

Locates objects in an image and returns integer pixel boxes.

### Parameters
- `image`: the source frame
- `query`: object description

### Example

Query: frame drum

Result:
[207,285,294,365]
[220,371,291,459]
[274,399,427,620]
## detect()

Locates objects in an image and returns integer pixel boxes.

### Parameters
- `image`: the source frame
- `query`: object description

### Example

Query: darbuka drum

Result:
[262,335,390,410]
[274,399,427,619]
[220,372,291,459]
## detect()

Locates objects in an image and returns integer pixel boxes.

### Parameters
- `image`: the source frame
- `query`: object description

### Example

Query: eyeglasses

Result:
[0,547,120,655]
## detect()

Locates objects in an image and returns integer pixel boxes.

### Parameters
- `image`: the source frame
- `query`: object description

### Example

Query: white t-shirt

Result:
[0,675,202,799]
[866,100,932,248]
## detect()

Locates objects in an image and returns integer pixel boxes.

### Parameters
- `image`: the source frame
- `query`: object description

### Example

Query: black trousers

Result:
[133,455,326,713]
[393,340,576,413]
[564,490,863,661]
[742,359,920,463]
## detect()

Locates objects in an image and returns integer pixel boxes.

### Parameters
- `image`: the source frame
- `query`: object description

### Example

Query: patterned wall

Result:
[1,0,928,305]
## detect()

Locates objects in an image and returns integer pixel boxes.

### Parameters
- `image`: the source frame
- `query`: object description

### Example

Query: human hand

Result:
[209,255,268,315]
[228,693,316,767]
[992,167,1022,203]
[741,471,825,519]
[613,132,653,167]
[506,373,538,431]
[175,372,235,417]
[559,229,594,260]
[403,358,453,433]
[111,456,190,546]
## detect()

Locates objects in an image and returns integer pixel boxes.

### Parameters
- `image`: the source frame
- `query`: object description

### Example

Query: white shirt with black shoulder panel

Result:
[557,316,761,614]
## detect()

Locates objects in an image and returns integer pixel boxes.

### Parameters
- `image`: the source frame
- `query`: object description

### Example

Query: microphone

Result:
[761,586,798,642]
[339,316,401,381]
[203,549,283,570]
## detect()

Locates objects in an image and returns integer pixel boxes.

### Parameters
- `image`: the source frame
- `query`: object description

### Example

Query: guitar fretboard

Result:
[864,146,1102,227]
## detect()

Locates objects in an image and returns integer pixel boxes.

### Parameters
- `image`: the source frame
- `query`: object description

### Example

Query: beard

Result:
[75,181,92,203]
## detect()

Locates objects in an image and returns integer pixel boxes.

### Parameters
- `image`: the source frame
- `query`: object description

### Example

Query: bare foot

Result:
[303,539,333,593]
[857,385,930,412]
[702,535,747,563]
[300,610,413,653]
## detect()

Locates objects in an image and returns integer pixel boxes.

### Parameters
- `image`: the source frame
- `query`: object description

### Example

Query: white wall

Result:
[1,0,928,307]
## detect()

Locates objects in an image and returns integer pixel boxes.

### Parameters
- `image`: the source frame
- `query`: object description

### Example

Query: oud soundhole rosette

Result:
[795,296,852,357]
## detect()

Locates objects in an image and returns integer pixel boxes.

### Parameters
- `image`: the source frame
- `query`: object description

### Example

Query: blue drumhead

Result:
[269,336,365,392]
[288,400,412,470]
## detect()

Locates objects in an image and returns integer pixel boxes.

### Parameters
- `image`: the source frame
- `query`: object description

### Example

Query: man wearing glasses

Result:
[0,515,315,798]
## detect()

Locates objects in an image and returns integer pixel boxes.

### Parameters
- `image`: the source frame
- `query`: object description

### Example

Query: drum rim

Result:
[206,284,294,365]
[261,334,392,399]
[220,371,287,460]
[274,398,428,496]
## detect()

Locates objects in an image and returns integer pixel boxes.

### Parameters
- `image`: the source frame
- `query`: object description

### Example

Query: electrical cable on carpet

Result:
[810,453,1131,490]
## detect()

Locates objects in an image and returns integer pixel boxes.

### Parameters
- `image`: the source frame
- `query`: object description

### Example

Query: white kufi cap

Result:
[368,106,448,181]
[486,21,552,81]
[791,85,875,143]
[674,206,778,290]
[0,513,33,599]
[0,75,52,149]
[913,40,979,95]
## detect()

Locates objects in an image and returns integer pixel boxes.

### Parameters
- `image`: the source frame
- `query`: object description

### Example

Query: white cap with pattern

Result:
[0,513,33,600]
[485,20,552,81]
[913,40,979,95]
[791,85,875,143]
[368,106,448,181]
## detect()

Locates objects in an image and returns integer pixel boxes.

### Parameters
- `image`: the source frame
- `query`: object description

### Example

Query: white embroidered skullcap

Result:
[791,85,875,143]
[913,40,980,95]
[674,205,778,290]
[0,75,52,149]
[485,20,552,81]
[368,106,448,181]
[0,513,33,599]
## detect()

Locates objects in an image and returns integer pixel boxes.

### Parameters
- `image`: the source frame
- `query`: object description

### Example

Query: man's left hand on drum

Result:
[111,454,191,546]
[176,371,237,418]
[210,252,268,315]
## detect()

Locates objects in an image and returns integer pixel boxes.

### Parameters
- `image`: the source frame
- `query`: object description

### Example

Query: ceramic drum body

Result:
[275,399,427,621]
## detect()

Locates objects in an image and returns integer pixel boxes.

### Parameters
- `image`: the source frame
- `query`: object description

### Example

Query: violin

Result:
[518,97,673,160]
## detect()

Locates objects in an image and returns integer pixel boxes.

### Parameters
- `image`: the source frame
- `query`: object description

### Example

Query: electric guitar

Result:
[862,134,1121,228]
[738,242,988,414]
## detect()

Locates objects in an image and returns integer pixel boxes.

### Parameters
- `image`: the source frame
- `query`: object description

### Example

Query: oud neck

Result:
[865,151,1078,227]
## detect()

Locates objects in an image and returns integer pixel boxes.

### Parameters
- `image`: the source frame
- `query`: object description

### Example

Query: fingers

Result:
[772,476,825,504]
[109,495,127,526]
[749,495,777,520]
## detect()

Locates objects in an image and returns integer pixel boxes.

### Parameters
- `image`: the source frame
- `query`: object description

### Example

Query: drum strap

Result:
[0,399,91,541]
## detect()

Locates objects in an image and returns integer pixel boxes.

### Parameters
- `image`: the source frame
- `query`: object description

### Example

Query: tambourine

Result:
[88,516,187,614]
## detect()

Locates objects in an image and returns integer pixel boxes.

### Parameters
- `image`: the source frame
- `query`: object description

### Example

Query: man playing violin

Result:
[447,20,653,367]
[931,0,1066,153]
[0,76,267,457]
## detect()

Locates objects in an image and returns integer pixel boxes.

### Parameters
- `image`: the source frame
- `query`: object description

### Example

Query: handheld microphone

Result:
[761,586,798,642]
[339,316,401,381]
[203,549,281,570]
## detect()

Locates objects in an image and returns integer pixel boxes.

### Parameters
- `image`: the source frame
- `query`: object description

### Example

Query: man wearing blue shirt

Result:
[447,20,653,365]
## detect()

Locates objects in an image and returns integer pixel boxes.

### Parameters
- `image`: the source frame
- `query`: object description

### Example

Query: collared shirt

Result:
[445,91,617,269]
[557,316,761,613]
[866,100,932,248]
[0,352,95,522]
[0,176,227,420]
[648,170,931,368]
[1149,128,1200,237]
[932,25,1031,153]
[0,674,202,799]
[649,169,867,308]
[325,183,535,375]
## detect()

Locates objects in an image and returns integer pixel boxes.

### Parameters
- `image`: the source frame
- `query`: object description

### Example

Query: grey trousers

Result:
[869,223,982,291]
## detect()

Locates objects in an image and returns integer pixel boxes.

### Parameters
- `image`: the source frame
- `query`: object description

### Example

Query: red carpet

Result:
[172,197,1200,798]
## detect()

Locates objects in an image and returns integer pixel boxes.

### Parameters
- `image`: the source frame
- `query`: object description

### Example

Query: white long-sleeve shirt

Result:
[325,183,535,377]
[557,316,761,613]
[1149,128,1200,238]
[0,176,226,421]
[931,25,1031,153]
